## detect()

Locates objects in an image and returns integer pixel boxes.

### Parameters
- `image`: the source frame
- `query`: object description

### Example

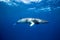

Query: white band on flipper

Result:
[30,21,34,27]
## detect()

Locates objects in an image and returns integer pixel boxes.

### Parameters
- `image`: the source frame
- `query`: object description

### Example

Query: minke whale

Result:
[13,18,48,27]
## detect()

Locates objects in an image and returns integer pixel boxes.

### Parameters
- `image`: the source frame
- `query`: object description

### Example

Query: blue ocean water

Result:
[0,0,60,40]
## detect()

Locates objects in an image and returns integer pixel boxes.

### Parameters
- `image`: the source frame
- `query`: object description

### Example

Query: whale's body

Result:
[14,18,48,27]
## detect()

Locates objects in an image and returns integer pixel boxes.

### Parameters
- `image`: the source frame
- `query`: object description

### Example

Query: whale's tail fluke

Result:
[13,23,17,26]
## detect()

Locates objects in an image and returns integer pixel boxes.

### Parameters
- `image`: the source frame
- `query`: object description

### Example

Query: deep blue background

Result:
[0,0,60,40]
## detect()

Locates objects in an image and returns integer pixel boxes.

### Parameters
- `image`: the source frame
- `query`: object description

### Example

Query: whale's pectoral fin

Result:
[29,21,35,27]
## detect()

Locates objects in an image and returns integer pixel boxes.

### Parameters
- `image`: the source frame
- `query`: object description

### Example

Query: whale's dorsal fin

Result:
[30,21,35,27]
